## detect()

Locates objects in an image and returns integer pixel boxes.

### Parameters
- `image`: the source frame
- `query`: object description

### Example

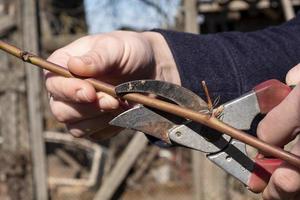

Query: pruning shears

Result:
[0,40,295,193]
[109,79,292,193]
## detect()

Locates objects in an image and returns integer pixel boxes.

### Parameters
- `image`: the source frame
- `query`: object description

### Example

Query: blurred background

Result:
[0,0,299,200]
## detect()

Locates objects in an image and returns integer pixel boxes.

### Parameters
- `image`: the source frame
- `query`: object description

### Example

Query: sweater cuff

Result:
[151,29,242,102]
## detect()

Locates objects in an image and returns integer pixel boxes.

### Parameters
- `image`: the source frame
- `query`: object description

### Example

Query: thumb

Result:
[257,64,300,146]
[286,63,300,85]
[67,37,125,78]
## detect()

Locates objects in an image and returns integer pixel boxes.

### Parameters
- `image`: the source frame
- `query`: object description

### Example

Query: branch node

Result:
[20,51,33,62]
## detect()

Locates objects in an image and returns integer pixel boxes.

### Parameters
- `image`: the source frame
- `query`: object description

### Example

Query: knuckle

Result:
[85,50,102,65]
[272,170,300,194]
[76,35,93,43]
[50,49,61,57]
[50,102,69,123]
[101,34,123,46]
[47,49,65,61]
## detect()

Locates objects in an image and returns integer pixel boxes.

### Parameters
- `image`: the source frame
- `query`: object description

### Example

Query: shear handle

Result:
[254,79,292,114]
[248,80,291,192]
[248,155,283,193]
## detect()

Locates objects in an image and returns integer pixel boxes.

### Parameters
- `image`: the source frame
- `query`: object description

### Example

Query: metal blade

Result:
[218,91,260,130]
[111,80,217,150]
[109,105,176,143]
[115,80,207,111]
[111,80,208,144]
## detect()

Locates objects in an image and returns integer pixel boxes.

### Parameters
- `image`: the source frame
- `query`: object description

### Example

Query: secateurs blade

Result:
[110,79,292,193]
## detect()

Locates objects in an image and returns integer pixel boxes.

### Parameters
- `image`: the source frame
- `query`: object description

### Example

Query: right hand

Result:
[45,31,180,140]
[257,64,300,200]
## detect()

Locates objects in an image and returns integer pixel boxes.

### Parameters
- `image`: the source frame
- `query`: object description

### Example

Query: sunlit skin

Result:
[257,64,300,200]
[45,31,300,200]
[45,31,179,137]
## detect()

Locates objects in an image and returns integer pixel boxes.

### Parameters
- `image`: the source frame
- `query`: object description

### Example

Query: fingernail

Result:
[76,89,91,102]
[99,97,119,110]
[70,129,84,138]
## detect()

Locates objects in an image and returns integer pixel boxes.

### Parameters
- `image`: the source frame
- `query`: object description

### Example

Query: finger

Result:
[46,44,97,103]
[262,139,300,200]
[97,92,120,110]
[46,35,100,72]
[45,49,72,80]
[50,98,104,123]
[67,36,124,78]
[286,63,300,85]
[257,84,300,146]
[47,49,71,68]
[49,92,120,123]
[66,113,118,137]
[46,76,97,103]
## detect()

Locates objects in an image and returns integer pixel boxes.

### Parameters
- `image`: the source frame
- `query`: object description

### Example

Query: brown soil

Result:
[0,150,32,200]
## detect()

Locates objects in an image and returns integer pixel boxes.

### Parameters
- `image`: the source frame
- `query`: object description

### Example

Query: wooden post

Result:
[0,15,16,36]
[281,0,295,21]
[23,0,48,199]
[184,0,199,34]
[191,151,204,200]
[94,133,148,200]
[183,1,229,199]
[183,1,204,199]
[202,162,228,200]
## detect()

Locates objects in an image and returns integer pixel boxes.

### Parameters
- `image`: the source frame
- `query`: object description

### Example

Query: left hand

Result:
[45,31,179,140]
[257,64,300,200]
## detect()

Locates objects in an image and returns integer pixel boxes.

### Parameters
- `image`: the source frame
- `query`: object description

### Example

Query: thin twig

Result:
[1,40,300,168]
[201,81,213,111]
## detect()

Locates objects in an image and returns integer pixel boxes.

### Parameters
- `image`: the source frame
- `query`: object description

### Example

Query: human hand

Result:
[45,31,180,140]
[257,64,300,200]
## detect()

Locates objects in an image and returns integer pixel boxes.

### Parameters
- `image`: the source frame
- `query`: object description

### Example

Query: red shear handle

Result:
[254,79,292,114]
[248,156,283,193]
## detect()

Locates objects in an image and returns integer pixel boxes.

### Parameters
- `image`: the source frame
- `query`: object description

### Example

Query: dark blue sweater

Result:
[155,13,300,103]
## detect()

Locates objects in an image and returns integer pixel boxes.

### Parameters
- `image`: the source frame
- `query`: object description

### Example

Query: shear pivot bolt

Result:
[175,131,182,137]
[226,156,232,162]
